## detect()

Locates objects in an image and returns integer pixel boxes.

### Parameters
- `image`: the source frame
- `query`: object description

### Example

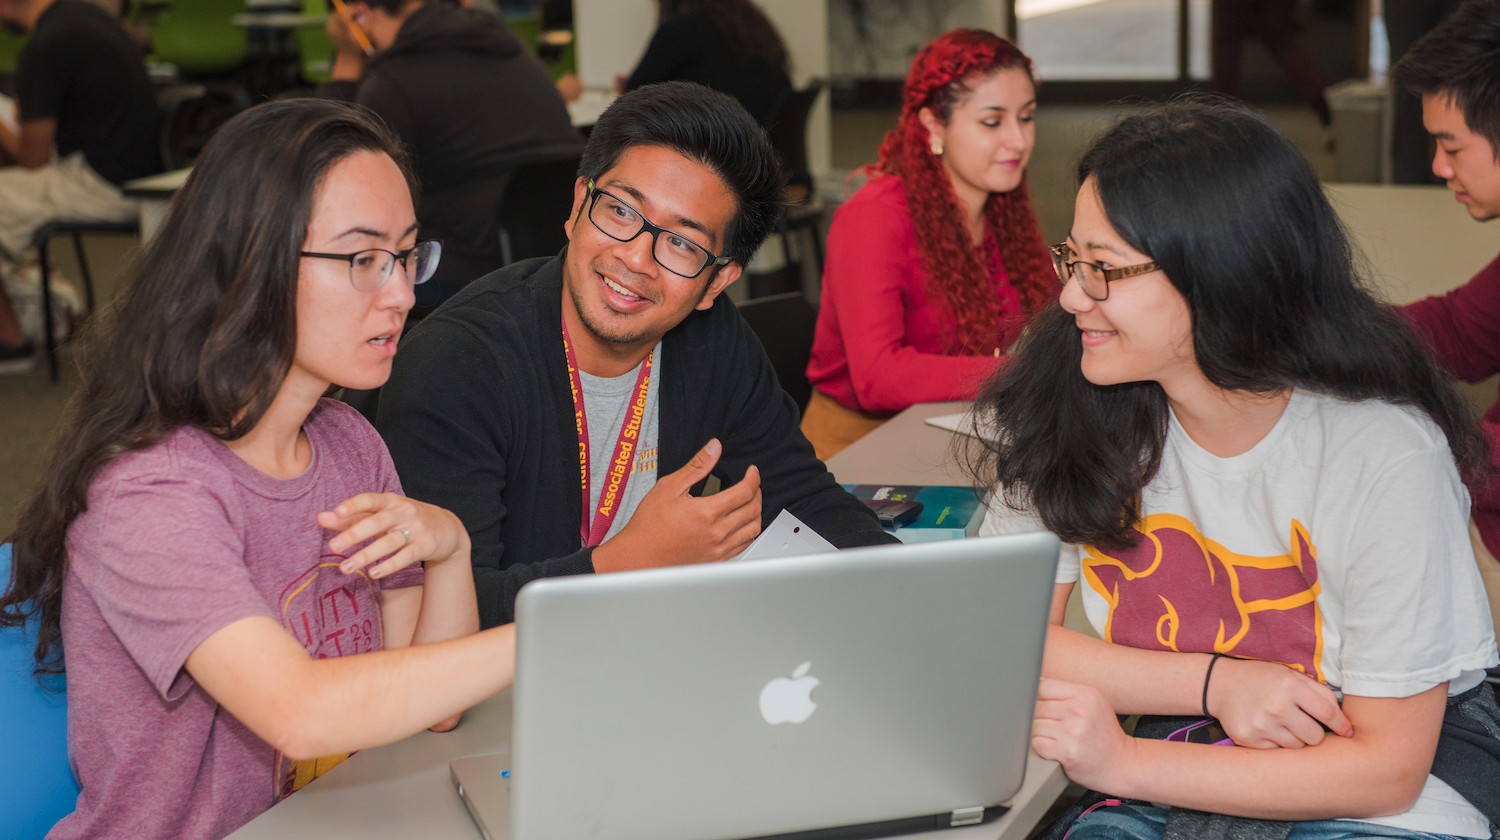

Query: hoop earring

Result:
[929,138,944,157]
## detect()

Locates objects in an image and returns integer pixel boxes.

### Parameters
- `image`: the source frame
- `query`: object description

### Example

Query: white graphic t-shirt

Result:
[982,390,1498,837]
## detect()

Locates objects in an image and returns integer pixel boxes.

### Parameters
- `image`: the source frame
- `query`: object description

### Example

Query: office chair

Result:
[736,292,818,415]
[158,81,251,171]
[148,0,250,77]
[498,155,583,265]
[764,80,828,285]
[0,543,80,839]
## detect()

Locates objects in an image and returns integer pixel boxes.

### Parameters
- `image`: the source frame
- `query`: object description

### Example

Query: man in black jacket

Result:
[379,82,896,628]
[321,0,583,306]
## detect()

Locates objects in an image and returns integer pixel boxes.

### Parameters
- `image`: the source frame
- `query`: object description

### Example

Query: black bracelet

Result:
[1202,653,1225,718]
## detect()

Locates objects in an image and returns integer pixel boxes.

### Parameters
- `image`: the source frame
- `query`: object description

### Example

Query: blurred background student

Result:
[0,0,162,373]
[1210,0,1332,127]
[322,0,583,309]
[800,29,1055,460]
[618,0,792,128]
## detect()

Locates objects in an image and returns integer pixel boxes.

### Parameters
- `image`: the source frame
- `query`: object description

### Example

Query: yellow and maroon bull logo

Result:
[1082,514,1326,681]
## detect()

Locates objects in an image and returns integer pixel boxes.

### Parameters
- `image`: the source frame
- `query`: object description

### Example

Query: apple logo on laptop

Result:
[759,662,819,725]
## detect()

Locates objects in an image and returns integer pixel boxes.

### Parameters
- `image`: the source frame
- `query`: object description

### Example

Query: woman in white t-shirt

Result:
[976,98,1499,839]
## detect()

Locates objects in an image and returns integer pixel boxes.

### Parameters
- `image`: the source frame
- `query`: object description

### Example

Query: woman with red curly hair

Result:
[801,29,1055,459]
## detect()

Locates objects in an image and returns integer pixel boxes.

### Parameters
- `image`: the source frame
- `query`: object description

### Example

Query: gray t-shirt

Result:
[580,343,661,544]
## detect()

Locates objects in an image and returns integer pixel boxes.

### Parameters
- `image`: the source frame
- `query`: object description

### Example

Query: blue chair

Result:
[0,543,79,838]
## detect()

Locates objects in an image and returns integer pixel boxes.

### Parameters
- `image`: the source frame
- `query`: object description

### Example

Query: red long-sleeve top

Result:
[806,175,1024,417]
[1399,252,1500,556]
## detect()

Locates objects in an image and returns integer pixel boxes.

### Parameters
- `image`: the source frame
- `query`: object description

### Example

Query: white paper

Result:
[731,509,837,562]
[924,411,997,440]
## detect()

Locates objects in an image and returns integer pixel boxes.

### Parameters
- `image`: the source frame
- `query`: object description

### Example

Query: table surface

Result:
[122,167,191,199]
[227,401,1070,840]
[824,401,980,487]
[231,12,328,28]
[1322,183,1498,307]
[567,88,616,128]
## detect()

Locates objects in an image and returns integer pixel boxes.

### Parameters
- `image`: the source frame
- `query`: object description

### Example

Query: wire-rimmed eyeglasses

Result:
[300,240,442,292]
[585,180,730,279]
[1049,242,1159,302]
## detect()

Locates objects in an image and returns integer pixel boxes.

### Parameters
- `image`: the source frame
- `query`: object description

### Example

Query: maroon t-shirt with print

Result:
[50,399,423,840]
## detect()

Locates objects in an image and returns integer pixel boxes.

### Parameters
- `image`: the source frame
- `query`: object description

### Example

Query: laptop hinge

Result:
[950,806,985,827]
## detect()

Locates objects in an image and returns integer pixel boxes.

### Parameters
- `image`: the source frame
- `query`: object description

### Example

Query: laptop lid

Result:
[506,531,1059,840]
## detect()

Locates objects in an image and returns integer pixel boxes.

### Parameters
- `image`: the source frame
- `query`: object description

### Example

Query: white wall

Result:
[574,0,831,177]
[575,0,656,90]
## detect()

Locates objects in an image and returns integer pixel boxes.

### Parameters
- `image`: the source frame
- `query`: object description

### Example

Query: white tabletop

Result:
[567,88,616,128]
[226,401,1071,839]
[824,400,983,487]
[231,12,328,28]
[1323,183,1498,306]
[122,167,192,198]
[226,693,1068,840]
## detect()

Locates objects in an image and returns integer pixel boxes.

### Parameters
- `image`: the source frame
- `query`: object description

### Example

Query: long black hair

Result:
[970,97,1489,550]
[1,99,415,673]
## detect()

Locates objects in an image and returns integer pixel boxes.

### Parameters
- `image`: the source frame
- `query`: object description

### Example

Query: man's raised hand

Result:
[592,438,762,572]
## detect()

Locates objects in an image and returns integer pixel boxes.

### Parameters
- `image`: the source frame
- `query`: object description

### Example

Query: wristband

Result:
[1202,653,1225,718]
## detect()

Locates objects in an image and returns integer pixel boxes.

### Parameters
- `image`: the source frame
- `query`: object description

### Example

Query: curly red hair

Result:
[873,29,1055,355]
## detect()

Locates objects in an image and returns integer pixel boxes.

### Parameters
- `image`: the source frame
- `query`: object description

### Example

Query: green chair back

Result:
[505,12,574,80]
[297,0,332,83]
[150,0,248,76]
[0,30,25,75]
[506,12,539,50]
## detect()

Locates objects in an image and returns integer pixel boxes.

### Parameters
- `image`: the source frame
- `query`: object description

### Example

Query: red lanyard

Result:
[562,314,653,547]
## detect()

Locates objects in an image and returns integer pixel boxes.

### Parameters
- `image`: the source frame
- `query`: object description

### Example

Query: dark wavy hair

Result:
[660,0,789,73]
[581,80,787,267]
[1393,0,1500,160]
[872,29,1055,356]
[1,99,415,674]
[969,97,1490,549]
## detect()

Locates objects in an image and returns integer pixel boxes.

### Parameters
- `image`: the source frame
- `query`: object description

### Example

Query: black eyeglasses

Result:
[300,240,442,292]
[1049,242,1159,301]
[584,180,730,279]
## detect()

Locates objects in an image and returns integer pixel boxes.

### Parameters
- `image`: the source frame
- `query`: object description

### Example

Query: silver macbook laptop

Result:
[451,531,1059,840]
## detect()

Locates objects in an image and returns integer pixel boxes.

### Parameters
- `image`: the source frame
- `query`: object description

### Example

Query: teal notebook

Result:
[841,484,989,543]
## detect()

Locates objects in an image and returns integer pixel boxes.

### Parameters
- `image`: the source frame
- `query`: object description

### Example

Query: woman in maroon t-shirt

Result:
[801,29,1056,459]
[1,99,516,840]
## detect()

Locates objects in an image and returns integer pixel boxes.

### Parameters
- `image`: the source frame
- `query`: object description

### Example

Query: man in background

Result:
[0,0,161,373]
[1210,0,1330,126]
[1394,0,1500,640]
[322,0,583,309]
